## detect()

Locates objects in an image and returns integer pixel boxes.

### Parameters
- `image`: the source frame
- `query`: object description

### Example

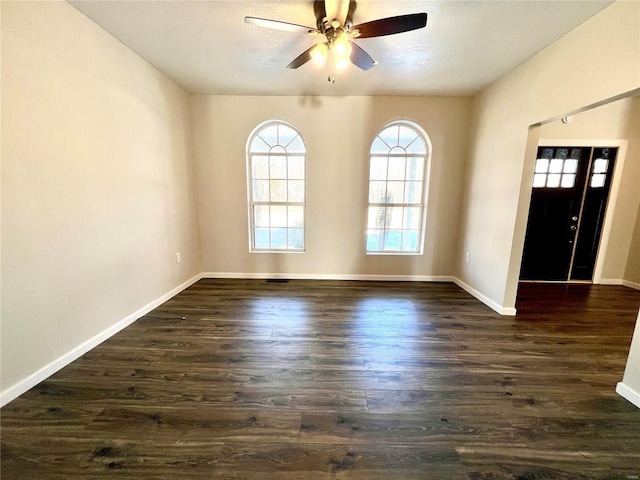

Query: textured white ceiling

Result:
[69,0,613,96]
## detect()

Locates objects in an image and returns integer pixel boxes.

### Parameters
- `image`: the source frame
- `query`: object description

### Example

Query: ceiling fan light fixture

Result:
[310,42,329,65]
[335,57,350,70]
[333,30,352,58]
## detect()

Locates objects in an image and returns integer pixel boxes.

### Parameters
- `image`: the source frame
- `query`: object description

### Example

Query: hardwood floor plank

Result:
[2,280,640,479]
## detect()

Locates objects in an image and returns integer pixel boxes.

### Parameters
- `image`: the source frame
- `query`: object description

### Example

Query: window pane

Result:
[286,136,306,153]
[405,157,424,181]
[366,122,428,255]
[402,230,419,251]
[254,228,270,249]
[288,156,304,179]
[370,136,391,154]
[271,228,287,249]
[370,157,388,180]
[547,173,561,188]
[593,158,608,173]
[367,230,384,251]
[549,159,563,173]
[384,230,402,250]
[405,137,426,154]
[278,125,298,147]
[269,156,286,179]
[250,136,270,153]
[288,206,304,227]
[387,157,406,181]
[388,207,404,228]
[270,180,287,201]
[535,158,549,173]
[591,173,606,188]
[398,126,418,148]
[270,205,287,227]
[254,205,270,227]
[253,180,269,201]
[368,207,387,229]
[563,159,578,173]
[533,174,546,188]
[288,228,304,249]
[404,182,423,203]
[369,181,387,203]
[378,126,399,147]
[288,180,304,202]
[386,181,404,203]
[248,121,306,252]
[561,174,575,188]
[258,126,278,147]
[403,207,422,229]
[252,156,269,179]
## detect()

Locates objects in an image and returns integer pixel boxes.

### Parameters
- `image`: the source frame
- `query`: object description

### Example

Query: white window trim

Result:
[365,120,432,256]
[246,120,306,253]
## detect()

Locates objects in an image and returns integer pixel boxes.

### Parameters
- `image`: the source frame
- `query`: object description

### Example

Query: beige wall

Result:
[191,95,471,278]
[538,96,640,283]
[456,1,640,311]
[1,2,201,397]
[626,208,640,286]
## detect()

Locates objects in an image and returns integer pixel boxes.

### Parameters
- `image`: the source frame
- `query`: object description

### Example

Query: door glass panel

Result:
[535,158,549,173]
[549,159,563,173]
[533,174,547,188]
[591,173,606,188]
[547,174,561,188]
[593,158,608,173]
[561,174,575,188]
[563,159,578,173]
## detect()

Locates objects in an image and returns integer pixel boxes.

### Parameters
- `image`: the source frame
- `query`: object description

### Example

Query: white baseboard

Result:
[599,278,624,285]
[203,272,516,315]
[453,277,517,316]
[623,280,640,291]
[1,271,518,407]
[616,381,640,409]
[0,273,203,408]
[202,272,456,283]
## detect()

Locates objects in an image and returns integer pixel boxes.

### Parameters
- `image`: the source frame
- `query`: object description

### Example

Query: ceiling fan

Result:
[245,0,427,71]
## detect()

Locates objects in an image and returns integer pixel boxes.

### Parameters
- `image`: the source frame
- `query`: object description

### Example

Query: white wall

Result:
[1,1,201,403]
[538,96,640,284]
[191,95,471,279]
[617,310,640,408]
[456,1,640,312]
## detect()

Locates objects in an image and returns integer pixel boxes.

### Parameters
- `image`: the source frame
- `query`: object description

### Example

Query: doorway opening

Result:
[520,145,617,282]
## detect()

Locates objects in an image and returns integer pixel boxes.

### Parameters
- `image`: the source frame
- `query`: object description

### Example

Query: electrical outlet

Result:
[465,252,471,263]
[176,252,181,264]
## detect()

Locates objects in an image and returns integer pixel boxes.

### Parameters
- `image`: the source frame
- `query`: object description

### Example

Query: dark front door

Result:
[520,146,617,282]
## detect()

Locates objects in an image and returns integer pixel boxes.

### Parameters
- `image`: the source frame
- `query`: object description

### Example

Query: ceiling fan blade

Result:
[352,13,427,38]
[324,0,350,24]
[287,46,314,69]
[350,42,375,71]
[313,0,326,29]
[244,16,319,35]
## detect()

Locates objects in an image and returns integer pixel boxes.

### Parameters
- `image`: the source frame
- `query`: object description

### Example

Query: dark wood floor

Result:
[2,280,640,479]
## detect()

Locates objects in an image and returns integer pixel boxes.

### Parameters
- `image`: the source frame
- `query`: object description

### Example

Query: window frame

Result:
[365,120,432,255]
[246,120,306,253]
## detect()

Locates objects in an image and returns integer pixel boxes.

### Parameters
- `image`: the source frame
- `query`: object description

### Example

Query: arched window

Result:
[366,121,430,254]
[246,121,306,252]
